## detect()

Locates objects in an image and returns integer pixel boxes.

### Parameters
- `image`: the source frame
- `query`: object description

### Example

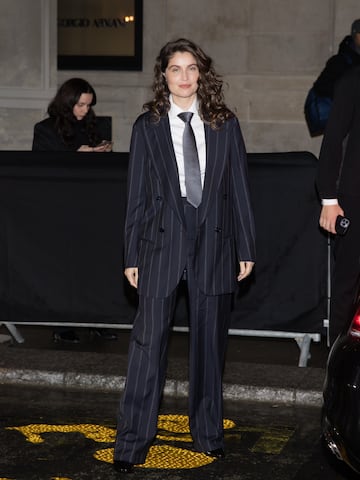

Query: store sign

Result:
[58,0,142,70]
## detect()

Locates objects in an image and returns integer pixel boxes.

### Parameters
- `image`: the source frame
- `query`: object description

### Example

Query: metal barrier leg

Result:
[0,333,12,344]
[2,323,25,343]
[296,334,311,367]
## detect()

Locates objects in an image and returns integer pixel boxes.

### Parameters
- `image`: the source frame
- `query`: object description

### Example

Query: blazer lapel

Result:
[198,123,227,225]
[149,118,227,227]
[151,116,186,226]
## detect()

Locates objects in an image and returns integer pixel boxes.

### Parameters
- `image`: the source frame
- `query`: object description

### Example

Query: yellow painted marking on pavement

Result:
[157,414,235,432]
[140,445,216,469]
[51,477,73,480]
[95,445,215,469]
[156,432,193,442]
[156,414,236,442]
[156,414,193,442]
[94,414,232,468]
[6,423,115,444]
[4,415,294,477]
[238,425,294,454]
[5,416,235,471]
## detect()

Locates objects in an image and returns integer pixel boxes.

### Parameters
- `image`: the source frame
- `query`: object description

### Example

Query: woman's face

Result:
[164,51,199,108]
[72,93,93,120]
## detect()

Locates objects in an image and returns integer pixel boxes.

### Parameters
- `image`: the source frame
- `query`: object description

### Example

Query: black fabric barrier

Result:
[0,151,327,333]
[235,152,327,333]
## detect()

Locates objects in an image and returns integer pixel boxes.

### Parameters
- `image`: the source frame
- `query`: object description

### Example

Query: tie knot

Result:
[178,112,193,123]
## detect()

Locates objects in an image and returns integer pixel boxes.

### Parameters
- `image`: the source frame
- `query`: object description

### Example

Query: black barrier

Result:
[0,151,326,334]
[234,152,327,333]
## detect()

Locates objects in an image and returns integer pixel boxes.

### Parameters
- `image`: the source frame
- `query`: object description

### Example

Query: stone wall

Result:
[0,0,57,149]
[1,0,359,155]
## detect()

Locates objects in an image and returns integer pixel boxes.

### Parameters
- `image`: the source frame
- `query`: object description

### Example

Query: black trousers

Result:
[330,194,360,344]
[114,200,232,464]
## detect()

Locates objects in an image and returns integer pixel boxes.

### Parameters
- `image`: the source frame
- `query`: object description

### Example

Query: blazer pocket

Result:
[214,227,232,240]
[139,233,168,250]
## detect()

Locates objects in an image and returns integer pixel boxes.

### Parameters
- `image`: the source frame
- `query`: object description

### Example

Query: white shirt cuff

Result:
[321,199,338,206]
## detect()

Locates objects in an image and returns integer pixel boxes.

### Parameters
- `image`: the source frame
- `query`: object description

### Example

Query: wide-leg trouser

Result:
[114,202,232,464]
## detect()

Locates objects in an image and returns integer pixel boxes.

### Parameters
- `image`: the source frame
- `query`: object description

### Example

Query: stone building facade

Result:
[1,0,359,155]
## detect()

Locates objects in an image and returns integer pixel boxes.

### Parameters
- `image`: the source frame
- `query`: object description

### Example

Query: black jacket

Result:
[313,36,360,99]
[317,66,360,198]
[32,117,102,151]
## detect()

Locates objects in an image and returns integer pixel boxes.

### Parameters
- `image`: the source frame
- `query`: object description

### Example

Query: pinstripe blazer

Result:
[124,111,255,298]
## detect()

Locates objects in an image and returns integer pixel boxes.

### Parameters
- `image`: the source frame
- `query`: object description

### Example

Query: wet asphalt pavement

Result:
[0,324,357,478]
[0,384,358,480]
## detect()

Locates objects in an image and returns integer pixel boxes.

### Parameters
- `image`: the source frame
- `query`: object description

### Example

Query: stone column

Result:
[0,0,57,149]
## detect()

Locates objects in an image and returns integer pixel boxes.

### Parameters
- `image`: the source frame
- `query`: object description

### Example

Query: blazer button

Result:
[159,227,165,233]
[156,196,163,201]
[215,227,222,233]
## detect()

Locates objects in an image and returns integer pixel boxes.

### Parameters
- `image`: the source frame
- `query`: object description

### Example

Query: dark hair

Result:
[48,78,100,146]
[144,38,234,128]
[351,19,360,36]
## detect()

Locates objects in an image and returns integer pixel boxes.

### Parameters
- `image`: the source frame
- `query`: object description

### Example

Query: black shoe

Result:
[53,330,80,344]
[204,448,225,458]
[113,460,134,473]
[90,328,118,341]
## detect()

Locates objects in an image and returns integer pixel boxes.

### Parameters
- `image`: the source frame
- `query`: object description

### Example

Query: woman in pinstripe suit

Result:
[114,38,256,474]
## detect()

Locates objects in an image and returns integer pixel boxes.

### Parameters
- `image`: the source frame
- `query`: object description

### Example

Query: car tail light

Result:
[349,308,360,337]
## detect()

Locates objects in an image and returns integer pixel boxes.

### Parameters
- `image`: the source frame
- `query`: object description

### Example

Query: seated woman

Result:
[32,77,116,343]
[32,77,112,152]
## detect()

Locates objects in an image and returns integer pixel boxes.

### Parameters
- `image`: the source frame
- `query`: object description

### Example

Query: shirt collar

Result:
[169,94,199,119]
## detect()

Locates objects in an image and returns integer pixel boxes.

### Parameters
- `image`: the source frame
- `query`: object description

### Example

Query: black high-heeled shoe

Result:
[204,448,225,458]
[53,330,80,344]
[113,460,134,473]
[90,328,118,341]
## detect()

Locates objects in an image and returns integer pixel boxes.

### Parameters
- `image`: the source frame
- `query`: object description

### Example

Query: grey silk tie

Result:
[178,112,202,208]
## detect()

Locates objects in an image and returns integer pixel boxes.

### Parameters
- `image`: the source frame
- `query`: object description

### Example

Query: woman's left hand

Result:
[237,261,255,281]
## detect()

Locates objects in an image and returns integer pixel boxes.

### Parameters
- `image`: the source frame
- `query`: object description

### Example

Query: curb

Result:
[0,367,323,407]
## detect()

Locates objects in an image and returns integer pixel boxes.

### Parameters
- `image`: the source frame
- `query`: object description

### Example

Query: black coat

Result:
[32,117,102,151]
[317,66,360,199]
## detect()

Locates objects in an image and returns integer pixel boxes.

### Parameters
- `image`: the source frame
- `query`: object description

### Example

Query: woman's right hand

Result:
[125,267,138,288]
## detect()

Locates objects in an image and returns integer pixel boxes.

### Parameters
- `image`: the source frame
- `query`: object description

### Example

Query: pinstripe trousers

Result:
[114,200,232,464]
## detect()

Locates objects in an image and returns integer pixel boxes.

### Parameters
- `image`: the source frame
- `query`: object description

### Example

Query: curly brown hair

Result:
[144,38,234,129]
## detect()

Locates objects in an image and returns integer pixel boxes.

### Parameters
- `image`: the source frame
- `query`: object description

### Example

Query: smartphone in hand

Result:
[335,215,350,235]
[98,140,113,147]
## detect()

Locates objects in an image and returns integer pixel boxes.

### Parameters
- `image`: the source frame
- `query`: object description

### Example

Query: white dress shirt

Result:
[321,199,338,205]
[168,95,206,197]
